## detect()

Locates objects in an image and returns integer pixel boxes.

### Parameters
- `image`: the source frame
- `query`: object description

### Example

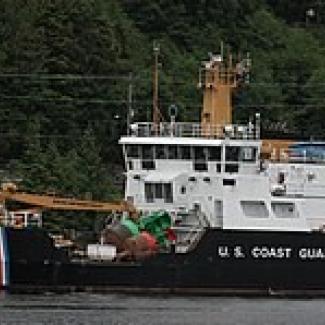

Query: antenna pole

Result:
[127,72,133,135]
[153,42,160,129]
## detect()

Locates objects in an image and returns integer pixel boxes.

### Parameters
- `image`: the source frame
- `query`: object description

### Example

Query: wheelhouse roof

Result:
[119,136,261,147]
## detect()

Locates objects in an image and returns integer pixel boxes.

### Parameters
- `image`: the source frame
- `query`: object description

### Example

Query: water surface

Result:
[1,293,325,324]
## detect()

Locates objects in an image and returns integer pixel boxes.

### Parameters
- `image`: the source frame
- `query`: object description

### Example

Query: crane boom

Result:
[0,188,134,213]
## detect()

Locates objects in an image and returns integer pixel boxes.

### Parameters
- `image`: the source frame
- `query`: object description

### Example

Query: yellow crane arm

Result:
[0,191,133,213]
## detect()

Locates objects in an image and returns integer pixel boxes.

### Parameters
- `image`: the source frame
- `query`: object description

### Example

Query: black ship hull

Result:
[3,227,325,296]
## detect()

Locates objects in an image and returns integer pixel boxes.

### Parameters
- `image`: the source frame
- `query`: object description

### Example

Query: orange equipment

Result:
[0,183,135,214]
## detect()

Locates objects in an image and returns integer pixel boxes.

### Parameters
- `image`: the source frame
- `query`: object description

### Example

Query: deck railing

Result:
[129,122,259,140]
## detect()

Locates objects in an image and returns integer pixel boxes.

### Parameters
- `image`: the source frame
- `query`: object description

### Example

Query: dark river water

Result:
[0,293,325,325]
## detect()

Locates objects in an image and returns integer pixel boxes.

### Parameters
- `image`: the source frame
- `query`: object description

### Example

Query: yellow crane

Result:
[0,183,135,228]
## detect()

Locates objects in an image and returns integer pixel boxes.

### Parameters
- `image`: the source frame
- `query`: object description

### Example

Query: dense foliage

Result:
[0,0,325,229]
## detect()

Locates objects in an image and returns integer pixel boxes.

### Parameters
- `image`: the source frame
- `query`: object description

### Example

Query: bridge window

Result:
[125,145,140,159]
[226,146,257,162]
[208,147,222,161]
[167,145,178,159]
[165,184,173,203]
[194,162,208,171]
[145,183,154,202]
[271,202,297,218]
[179,146,191,160]
[142,160,155,170]
[142,145,154,160]
[155,145,167,159]
[225,163,238,173]
[141,145,155,169]
[193,146,207,171]
[240,147,257,162]
[155,183,163,199]
[241,201,269,218]
[226,146,240,162]
[194,146,207,161]
[145,183,173,203]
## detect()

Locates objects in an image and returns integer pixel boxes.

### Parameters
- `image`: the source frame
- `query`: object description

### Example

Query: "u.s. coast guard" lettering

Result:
[217,245,325,260]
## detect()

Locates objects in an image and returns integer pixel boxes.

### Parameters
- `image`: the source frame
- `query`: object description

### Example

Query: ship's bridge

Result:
[120,121,261,176]
[119,121,262,217]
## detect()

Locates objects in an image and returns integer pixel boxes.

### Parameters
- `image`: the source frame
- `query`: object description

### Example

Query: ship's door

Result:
[215,200,223,228]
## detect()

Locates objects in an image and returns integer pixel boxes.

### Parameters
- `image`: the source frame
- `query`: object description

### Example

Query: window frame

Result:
[144,182,174,203]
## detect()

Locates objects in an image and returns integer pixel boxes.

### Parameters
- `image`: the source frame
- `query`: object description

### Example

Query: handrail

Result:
[129,122,258,140]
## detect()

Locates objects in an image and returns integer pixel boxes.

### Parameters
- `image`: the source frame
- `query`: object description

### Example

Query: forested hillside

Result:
[0,1,325,219]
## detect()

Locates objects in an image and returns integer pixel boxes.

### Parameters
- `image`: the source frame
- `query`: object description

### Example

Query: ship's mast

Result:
[199,51,250,131]
[198,50,292,160]
[152,42,161,129]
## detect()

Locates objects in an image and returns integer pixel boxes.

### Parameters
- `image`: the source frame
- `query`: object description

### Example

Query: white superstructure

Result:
[119,53,325,234]
[119,120,325,233]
